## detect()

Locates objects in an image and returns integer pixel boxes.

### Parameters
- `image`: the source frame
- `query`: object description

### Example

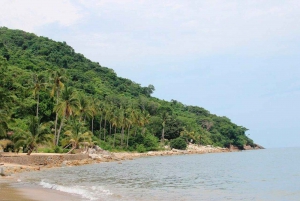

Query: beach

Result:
[0,178,82,201]
[0,145,238,201]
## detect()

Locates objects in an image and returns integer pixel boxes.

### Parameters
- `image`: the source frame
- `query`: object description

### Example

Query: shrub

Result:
[170,137,187,150]
[54,146,63,153]
[136,144,146,153]
[143,134,159,151]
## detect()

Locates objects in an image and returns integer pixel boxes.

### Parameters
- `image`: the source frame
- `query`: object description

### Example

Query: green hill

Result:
[0,27,255,153]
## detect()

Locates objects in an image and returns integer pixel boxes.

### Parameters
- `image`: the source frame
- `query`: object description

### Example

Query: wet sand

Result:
[0,179,81,201]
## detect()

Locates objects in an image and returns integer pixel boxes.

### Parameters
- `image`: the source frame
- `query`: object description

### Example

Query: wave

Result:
[39,180,113,201]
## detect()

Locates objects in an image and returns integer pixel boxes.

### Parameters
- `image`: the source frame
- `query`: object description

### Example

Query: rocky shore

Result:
[0,144,241,177]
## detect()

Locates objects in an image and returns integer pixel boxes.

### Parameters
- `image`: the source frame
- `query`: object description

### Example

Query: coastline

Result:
[0,145,243,201]
[0,144,232,175]
[0,178,82,201]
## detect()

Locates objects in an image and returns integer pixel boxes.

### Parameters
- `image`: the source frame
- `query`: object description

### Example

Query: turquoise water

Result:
[17,148,300,201]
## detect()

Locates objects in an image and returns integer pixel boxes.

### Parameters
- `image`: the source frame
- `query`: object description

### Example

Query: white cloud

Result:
[62,0,300,67]
[0,0,83,32]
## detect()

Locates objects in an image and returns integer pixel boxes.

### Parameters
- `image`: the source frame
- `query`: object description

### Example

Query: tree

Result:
[103,104,112,142]
[110,110,119,147]
[63,117,92,154]
[49,69,65,145]
[13,116,52,155]
[89,97,99,135]
[0,110,9,139]
[159,106,173,143]
[97,102,105,139]
[32,73,47,118]
[170,137,187,150]
[54,86,79,145]
[125,108,133,148]
[78,93,92,122]
[141,111,150,135]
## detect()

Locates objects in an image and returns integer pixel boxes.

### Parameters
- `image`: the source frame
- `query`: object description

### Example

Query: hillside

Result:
[0,27,256,153]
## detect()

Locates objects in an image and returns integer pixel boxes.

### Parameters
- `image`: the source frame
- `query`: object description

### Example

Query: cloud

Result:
[57,0,300,68]
[0,0,83,32]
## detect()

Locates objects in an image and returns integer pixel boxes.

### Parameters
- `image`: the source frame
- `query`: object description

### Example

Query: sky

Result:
[1,0,300,148]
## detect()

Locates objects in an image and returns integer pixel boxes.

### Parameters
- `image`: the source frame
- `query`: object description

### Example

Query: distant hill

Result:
[0,27,255,151]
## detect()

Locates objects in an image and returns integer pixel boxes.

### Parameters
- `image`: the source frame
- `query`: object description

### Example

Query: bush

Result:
[143,134,159,151]
[39,147,54,153]
[170,137,187,150]
[54,146,63,153]
[136,144,146,153]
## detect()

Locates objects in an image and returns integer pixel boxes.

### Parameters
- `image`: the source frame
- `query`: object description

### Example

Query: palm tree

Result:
[13,116,52,155]
[63,117,92,154]
[141,112,151,135]
[32,73,47,118]
[161,111,169,143]
[110,110,118,147]
[125,108,133,148]
[103,105,112,142]
[97,102,105,139]
[49,69,65,145]
[132,109,140,136]
[78,94,92,123]
[89,97,99,135]
[110,108,124,147]
[54,86,79,145]
[119,109,125,146]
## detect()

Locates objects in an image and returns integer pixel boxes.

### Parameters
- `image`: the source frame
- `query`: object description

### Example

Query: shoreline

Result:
[0,178,82,201]
[0,145,246,201]
[0,144,233,176]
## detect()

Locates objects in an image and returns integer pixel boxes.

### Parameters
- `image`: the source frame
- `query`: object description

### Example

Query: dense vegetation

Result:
[0,27,255,154]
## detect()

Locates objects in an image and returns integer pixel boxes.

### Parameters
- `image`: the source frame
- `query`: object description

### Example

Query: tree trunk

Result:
[134,127,137,136]
[99,116,102,139]
[56,115,65,145]
[54,90,59,145]
[161,126,165,143]
[121,126,124,146]
[54,113,58,145]
[67,146,76,154]
[113,127,117,147]
[91,117,94,134]
[27,147,33,155]
[104,119,107,142]
[126,126,130,148]
[109,123,112,135]
[36,93,39,118]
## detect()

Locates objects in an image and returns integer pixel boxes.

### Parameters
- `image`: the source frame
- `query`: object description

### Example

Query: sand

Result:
[0,145,237,200]
[0,179,81,201]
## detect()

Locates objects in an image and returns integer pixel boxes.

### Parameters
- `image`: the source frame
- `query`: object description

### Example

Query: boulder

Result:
[0,167,5,176]
[89,154,102,160]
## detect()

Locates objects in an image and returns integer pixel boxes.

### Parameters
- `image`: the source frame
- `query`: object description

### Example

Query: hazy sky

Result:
[1,0,299,148]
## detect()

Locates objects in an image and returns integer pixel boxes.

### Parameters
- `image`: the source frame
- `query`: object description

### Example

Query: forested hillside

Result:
[0,27,255,154]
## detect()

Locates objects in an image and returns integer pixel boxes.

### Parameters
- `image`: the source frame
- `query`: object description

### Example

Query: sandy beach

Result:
[0,145,239,201]
[0,178,81,201]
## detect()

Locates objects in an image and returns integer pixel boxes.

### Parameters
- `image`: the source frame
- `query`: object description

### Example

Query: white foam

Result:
[39,180,113,200]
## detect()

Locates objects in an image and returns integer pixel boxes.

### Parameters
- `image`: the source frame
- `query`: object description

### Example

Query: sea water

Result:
[16,147,300,201]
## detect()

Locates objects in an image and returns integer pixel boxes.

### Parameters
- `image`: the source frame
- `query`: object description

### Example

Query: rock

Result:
[61,161,68,167]
[254,144,265,149]
[89,154,103,160]
[94,146,103,151]
[0,167,5,176]
[243,145,253,150]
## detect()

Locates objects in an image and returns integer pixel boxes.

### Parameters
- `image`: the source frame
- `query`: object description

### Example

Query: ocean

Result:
[14,147,300,201]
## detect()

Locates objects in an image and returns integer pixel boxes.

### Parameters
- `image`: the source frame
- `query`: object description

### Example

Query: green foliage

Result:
[170,137,187,150]
[136,144,147,153]
[0,27,256,152]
